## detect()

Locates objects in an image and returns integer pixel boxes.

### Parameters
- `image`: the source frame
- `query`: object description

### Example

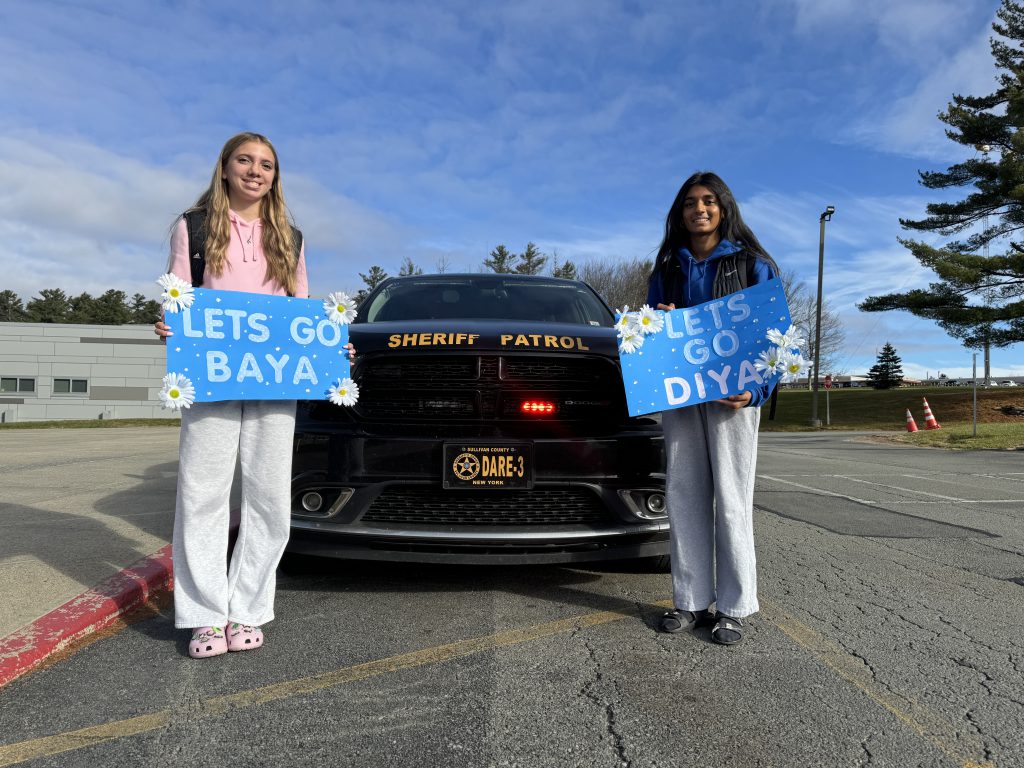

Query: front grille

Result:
[354,353,624,422]
[361,487,609,526]
[363,358,478,382]
[501,357,606,382]
[356,390,476,418]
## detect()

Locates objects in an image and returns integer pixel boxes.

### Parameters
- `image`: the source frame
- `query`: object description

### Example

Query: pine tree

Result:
[129,293,162,324]
[0,290,28,322]
[398,257,423,276]
[26,288,70,323]
[356,266,389,302]
[483,245,517,273]
[515,242,547,275]
[66,292,98,323]
[551,259,578,280]
[92,289,132,325]
[866,343,904,389]
[860,0,1024,362]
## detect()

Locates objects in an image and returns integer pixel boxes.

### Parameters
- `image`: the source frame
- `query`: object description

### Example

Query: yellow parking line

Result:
[0,605,649,767]
[761,600,995,768]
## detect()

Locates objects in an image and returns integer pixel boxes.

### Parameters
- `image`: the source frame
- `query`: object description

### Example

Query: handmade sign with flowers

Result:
[157,274,359,409]
[616,279,798,416]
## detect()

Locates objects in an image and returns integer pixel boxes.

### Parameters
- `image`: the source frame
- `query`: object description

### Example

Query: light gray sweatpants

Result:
[172,400,296,629]
[662,402,760,618]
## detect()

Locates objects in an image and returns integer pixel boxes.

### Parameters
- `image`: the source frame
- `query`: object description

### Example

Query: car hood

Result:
[349,319,620,358]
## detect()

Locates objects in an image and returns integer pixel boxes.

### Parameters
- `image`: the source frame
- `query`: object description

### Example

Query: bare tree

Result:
[779,269,846,378]
[579,256,654,311]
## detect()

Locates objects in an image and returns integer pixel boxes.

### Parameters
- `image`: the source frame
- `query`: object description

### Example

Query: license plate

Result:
[443,443,533,489]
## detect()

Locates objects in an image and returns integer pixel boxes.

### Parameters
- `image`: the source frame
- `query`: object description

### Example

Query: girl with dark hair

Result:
[154,133,351,659]
[646,171,778,646]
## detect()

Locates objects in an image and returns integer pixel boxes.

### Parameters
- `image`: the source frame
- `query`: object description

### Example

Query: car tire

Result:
[277,551,330,576]
[635,554,672,573]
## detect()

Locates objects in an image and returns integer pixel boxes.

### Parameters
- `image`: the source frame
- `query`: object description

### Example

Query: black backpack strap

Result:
[182,209,207,288]
[287,226,303,298]
[767,383,779,420]
[662,256,682,307]
[715,249,766,294]
[712,254,743,298]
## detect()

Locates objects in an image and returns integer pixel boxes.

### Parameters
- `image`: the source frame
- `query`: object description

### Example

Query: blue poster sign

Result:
[619,279,792,416]
[164,289,351,402]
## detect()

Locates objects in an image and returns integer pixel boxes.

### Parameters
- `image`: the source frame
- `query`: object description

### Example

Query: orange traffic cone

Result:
[905,409,919,432]
[922,398,941,430]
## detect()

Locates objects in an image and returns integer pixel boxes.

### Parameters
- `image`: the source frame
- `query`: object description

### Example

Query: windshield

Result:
[357,276,614,327]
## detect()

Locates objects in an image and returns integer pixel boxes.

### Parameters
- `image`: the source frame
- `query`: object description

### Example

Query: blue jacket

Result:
[646,239,777,408]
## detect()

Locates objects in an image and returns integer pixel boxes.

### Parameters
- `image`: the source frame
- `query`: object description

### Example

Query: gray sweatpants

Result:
[662,402,760,618]
[172,400,296,629]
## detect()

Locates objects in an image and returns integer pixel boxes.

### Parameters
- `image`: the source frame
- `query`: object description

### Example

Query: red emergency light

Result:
[520,400,555,415]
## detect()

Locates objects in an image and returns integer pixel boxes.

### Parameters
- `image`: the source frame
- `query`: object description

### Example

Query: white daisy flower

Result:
[767,324,806,351]
[615,308,643,339]
[324,292,358,325]
[618,330,644,354]
[754,346,784,375]
[328,377,359,406]
[778,349,810,382]
[636,304,664,335]
[157,273,195,313]
[158,373,195,410]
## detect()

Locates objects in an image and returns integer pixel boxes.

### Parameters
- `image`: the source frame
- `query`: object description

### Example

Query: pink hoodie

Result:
[167,210,309,298]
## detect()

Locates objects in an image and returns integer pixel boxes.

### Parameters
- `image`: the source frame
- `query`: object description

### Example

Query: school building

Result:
[0,322,173,423]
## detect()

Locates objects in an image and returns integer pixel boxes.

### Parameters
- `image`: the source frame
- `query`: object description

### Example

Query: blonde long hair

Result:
[186,132,299,296]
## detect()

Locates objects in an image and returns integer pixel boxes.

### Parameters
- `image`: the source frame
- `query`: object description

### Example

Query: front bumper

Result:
[288,431,667,565]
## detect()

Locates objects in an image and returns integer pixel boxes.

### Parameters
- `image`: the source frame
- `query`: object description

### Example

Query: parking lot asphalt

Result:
[1,428,1023,767]
[0,428,181,685]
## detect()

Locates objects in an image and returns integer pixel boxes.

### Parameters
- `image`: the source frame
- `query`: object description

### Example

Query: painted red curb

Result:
[0,544,174,689]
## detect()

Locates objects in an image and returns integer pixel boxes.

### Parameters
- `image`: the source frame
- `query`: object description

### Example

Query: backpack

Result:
[660,248,760,307]
[183,209,303,296]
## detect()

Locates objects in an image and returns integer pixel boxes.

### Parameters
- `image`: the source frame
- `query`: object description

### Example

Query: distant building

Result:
[0,322,173,423]
[780,374,869,389]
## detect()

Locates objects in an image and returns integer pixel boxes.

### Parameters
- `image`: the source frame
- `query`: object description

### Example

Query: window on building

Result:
[1,377,36,393]
[53,378,88,394]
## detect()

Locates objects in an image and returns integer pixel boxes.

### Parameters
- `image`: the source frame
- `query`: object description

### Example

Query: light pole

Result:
[809,205,835,428]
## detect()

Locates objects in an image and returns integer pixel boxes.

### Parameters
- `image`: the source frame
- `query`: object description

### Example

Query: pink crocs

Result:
[188,626,227,659]
[227,623,264,652]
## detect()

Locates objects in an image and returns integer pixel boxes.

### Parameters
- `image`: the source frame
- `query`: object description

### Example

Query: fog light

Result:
[646,493,666,515]
[301,492,323,512]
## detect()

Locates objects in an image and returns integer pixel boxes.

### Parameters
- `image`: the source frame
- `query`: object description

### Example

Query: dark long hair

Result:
[650,171,776,279]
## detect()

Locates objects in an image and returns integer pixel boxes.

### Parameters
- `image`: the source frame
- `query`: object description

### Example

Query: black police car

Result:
[288,273,668,567]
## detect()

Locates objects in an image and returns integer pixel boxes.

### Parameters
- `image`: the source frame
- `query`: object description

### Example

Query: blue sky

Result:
[1,0,1016,379]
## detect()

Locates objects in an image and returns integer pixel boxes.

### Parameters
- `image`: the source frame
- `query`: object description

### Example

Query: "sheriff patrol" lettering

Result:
[388,333,480,348]
[500,334,590,350]
[387,333,591,350]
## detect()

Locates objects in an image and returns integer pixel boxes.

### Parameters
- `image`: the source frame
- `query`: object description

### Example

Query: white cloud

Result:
[843,27,997,160]
[0,132,413,300]
[789,0,975,55]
